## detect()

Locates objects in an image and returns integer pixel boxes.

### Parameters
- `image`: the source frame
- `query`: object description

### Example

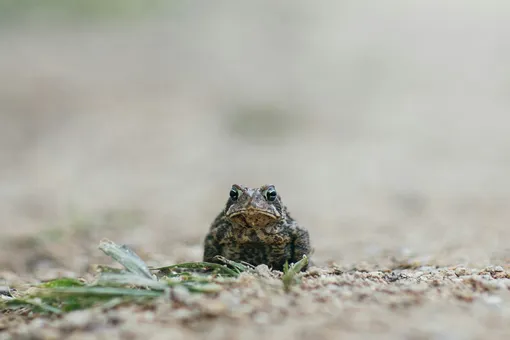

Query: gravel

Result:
[2,264,510,339]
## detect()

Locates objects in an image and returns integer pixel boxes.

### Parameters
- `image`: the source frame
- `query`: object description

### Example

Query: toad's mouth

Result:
[227,209,280,219]
[227,208,281,228]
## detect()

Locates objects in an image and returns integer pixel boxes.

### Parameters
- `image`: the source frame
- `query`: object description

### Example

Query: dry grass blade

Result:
[91,264,125,274]
[151,262,239,277]
[98,239,153,280]
[214,255,254,273]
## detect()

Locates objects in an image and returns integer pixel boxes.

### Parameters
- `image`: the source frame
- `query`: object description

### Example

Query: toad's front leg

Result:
[290,224,312,271]
[203,232,222,263]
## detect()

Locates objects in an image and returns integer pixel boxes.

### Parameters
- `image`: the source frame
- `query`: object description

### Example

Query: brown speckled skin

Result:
[203,184,311,271]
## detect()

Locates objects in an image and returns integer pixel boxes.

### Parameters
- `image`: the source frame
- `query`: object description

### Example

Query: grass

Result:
[0,239,245,315]
[1,239,308,316]
[1,239,309,316]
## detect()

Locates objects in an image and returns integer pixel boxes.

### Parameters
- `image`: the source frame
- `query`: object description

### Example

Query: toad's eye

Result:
[229,188,239,200]
[265,188,277,202]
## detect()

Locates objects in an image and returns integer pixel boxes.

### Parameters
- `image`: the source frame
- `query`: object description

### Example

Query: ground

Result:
[1,1,510,339]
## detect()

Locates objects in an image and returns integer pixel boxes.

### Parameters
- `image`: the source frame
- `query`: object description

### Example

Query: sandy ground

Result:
[1,1,510,338]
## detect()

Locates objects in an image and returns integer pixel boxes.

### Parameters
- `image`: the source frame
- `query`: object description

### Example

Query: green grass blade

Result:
[282,256,308,293]
[40,286,163,298]
[39,278,85,288]
[291,256,309,273]
[184,282,223,293]
[3,298,62,314]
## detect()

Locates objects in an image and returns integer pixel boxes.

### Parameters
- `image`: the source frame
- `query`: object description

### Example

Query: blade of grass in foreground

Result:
[98,239,153,280]
[282,256,308,293]
[3,298,62,314]
[40,286,163,298]
[214,256,254,274]
[39,278,85,288]
[32,286,163,313]
[2,240,238,315]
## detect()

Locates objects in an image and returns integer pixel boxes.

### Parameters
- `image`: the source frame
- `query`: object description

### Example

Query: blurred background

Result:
[1,0,510,277]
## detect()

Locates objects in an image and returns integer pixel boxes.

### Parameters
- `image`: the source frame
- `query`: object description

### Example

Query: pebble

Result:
[28,318,48,330]
[172,308,200,320]
[253,312,270,324]
[219,290,241,307]
[61,310,97,331]
[171,285,192,304]
[417,266,437,272]
[5,263,510,337]
[255,264,273,278]
[199,299,227,316]
[406,282,429,293]
[455,267,468,276]
[484,295,502,305]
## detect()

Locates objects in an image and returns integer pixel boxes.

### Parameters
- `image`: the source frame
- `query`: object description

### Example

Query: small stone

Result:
[484,281,504,291]
[173,308,200,320]
[453,290,475,302]
[231,303,254,317]
[406,282,428,293]
[219,291,241,308]
[417,266,436,272]
[255,264,273,278]
[253,312,270,324]
[443,270,456,277]
[483,266,497,273]
[494,266,504,272]
[62,310,95,330]
[492,272,508,279]
[484,295,502,305]
[139,311,155,322]
[306,267,323,277]
[412,271,424,278]
[368,271,383,277]
[35,328,61,340]
[171,285,192,304]
[28,318,47,330]
[0,286,11,297]
[455,267,468,276]
[199,299,227,316]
